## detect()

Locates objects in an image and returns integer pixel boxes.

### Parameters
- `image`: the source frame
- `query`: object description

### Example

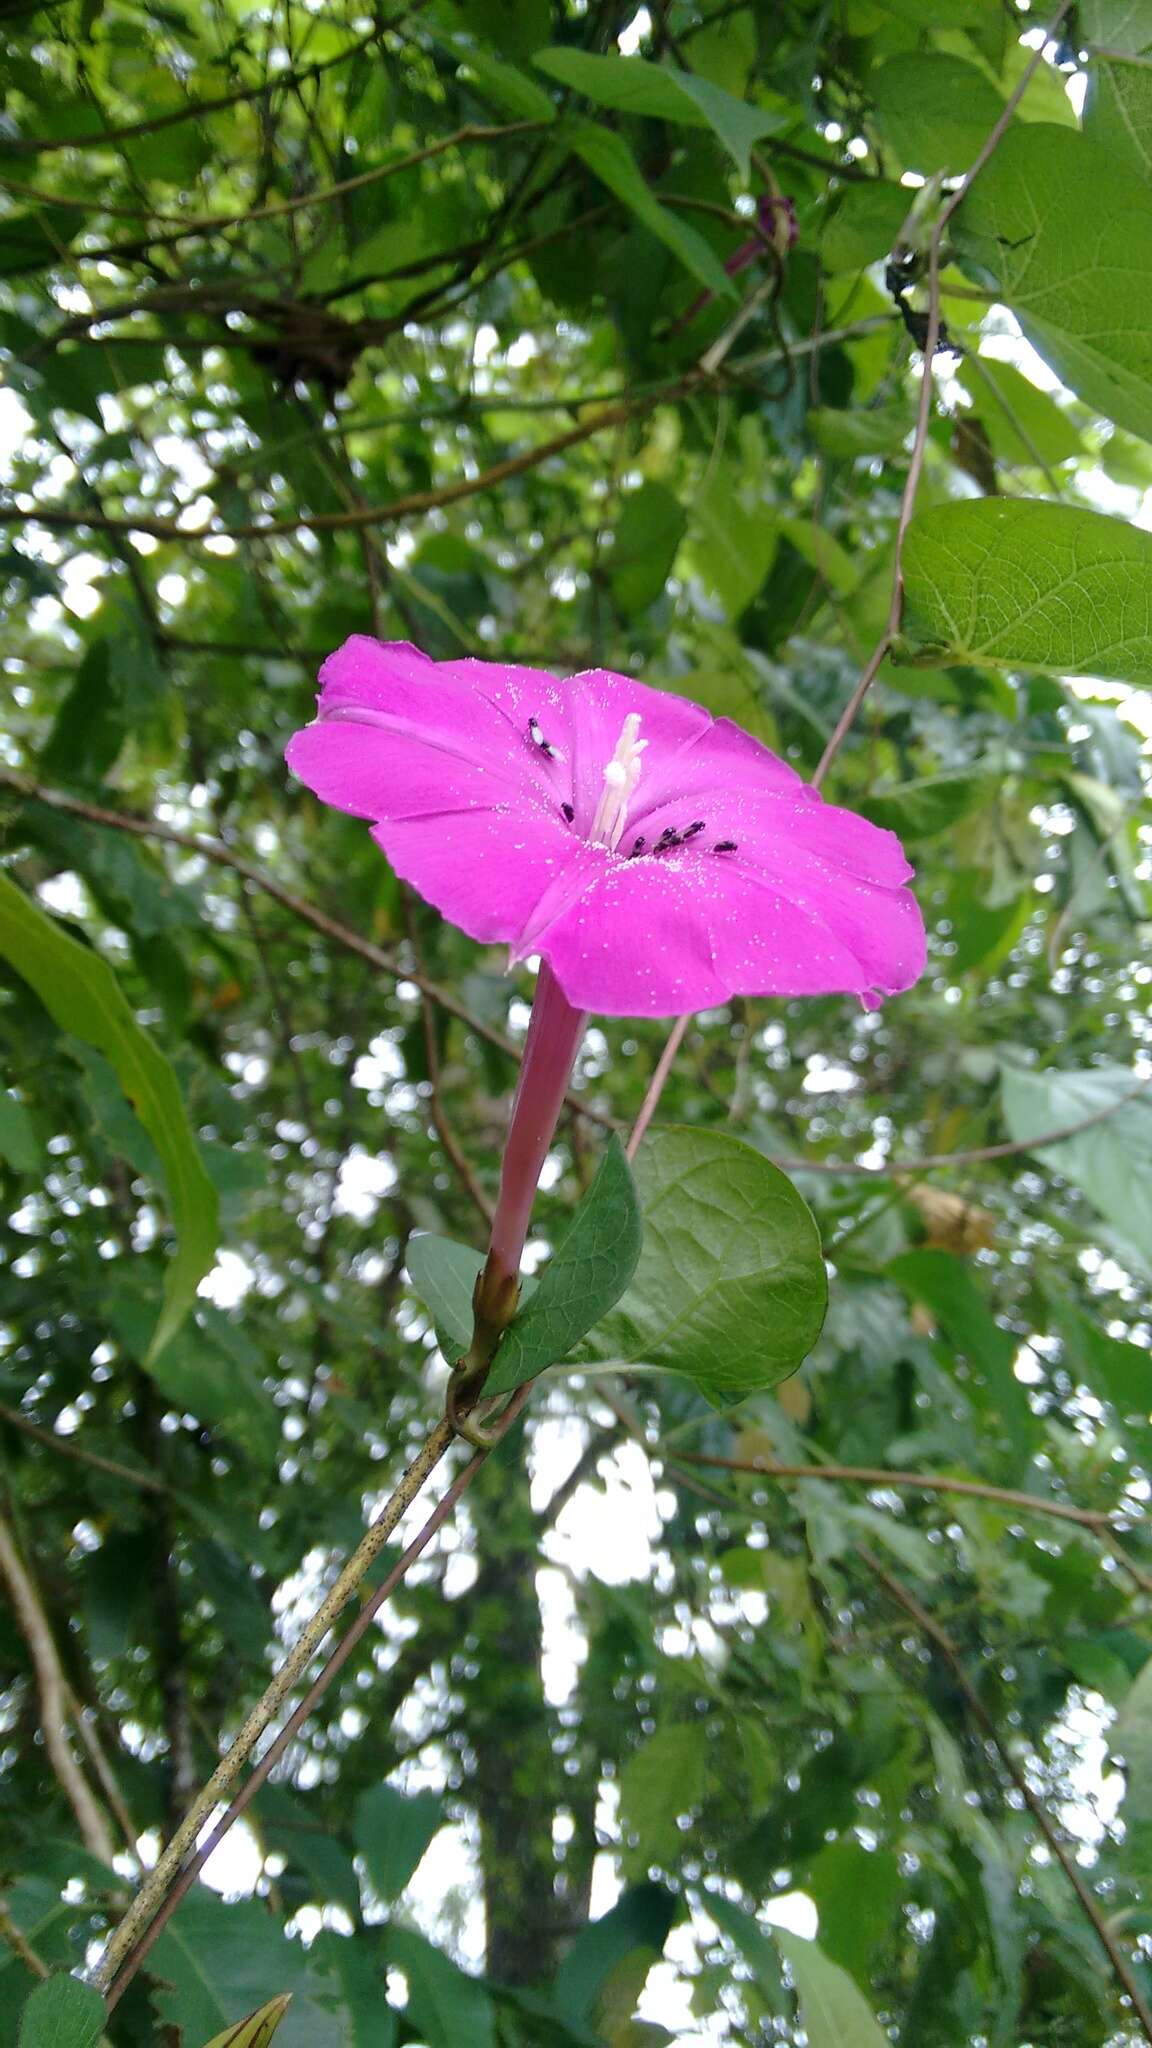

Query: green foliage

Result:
[485,1135,642,1394]
[775,1931,890,2046]
[353,1781,443,1903]
[897,500,1152,681]
[1000,1064,1152,1272]
[2,2,1152,2044]
[0,871,218,1359]
[588,1127,828,1404]
[533,49,789,176]
[16,1976,106,2048]
[955,124,1152,439]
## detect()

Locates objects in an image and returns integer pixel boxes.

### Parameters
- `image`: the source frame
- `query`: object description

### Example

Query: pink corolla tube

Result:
[286,638,925,1389]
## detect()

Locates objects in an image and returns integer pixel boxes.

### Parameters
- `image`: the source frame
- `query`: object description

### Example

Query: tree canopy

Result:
[2,0,1152,2042]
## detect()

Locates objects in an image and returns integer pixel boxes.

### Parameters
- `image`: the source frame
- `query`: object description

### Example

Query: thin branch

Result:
[102,1382,532,2014]
[66,121,549,268]
[0,1902,49,1979]
[673,1451,1137,1537]
[3,377,695,542]
[0,21,392,154]
[0,1400,167,1492]
[811,0,1076,790]
[863,1548,1152,2042]
[91,1414,459,1994]
[770,1070,1152,1177]
[627,1015,691,1160]
[0,1513,118,1865]
[538,1421,627,1528]
[2,323,889,545]
[406,897,495,1227]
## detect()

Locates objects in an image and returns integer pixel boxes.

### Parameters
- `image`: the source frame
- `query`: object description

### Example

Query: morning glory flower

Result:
[287,635,925,1430]
[285,637,925,1020]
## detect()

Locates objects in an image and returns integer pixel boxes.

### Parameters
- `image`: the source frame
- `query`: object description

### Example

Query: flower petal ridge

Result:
[285,637,927,1018]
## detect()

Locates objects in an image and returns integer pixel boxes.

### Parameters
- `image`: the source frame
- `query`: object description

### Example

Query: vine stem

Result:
[101,1384,532,2014]
[811,0,1076,790]
[90,1416,457,1994]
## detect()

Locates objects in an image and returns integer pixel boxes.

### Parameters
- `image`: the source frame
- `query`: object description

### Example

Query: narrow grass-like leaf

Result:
[0,872,218,1361]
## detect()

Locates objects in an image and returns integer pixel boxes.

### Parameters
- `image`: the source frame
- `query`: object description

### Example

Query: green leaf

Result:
[0,206,84,279]
[805,1841,903,1988]
[863,773,993,841]
[199,1995,293,2048]
[17,1975,106,2048]
[1000,1064,1152,1273]
[484,1135,643,1397]
[896,501,1152,685]
[821,181,909,272]
[554,1885,677,2025]
[775,1930,890,2046]
[704,1895,787,2013]
[0,1092,40,1175]
[566,121,735,298]
[807,405,912,458]
[619,1723,708,1870]
[450,42,556,121]
[1112,1657,1152,1880]
[148,1895,343,2047]
[1043,1287,1152,1423]
[959,357,1083,469]
[446,0,549,58]
[584,1127,827,1408]
[406,1232,483,1353]
[0,872,218,1361]
[534,49,789,177]
[309,1932,398,2048]
[353,1782,442,1903]
[609,482,686,616]
[1084,52,1152,179]
[871,53,1006,175]
[694,464,777,617]
[107,1290,279,1466]
[659,664,775,743]
[386,1928,494,2048]
[954,123,1152,443]
[889,1249,1038,1454]
[40,641,125,785]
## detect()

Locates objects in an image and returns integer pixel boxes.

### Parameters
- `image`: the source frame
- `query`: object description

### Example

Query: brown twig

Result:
[0,20,394,155]
[0,1902,50,1979]
[769,1070,1152,1177]
[811,0,1076,789]
[0,1399,167,1492]
[91,1415,459,1993]
[863,1549,1152,2042]
[0,1513,117,1865]
[101,1383,532,2013]
[54,121,550,270]
[627,1016,691,1160]
[673,1451,1139,1537]
[2,376,699,542]
[405,898,495,1227]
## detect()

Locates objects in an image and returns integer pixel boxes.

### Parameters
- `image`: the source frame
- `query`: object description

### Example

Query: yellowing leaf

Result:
[199,1995,293,2048]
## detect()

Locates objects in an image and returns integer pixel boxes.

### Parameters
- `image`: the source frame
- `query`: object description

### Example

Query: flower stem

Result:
[453,963,587,1430]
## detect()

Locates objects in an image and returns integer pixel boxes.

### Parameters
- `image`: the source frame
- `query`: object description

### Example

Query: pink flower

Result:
[285,638,924,1019]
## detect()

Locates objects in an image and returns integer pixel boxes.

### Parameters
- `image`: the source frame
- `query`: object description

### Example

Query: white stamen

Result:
[590,712,647,850]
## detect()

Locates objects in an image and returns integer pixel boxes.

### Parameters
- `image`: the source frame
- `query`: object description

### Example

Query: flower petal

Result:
[371,808,581,949]
[286,637,579,820]
[533,858,730,1015]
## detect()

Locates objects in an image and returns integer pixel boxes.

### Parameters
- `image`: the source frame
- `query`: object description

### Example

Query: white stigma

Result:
[590,713,647,851]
